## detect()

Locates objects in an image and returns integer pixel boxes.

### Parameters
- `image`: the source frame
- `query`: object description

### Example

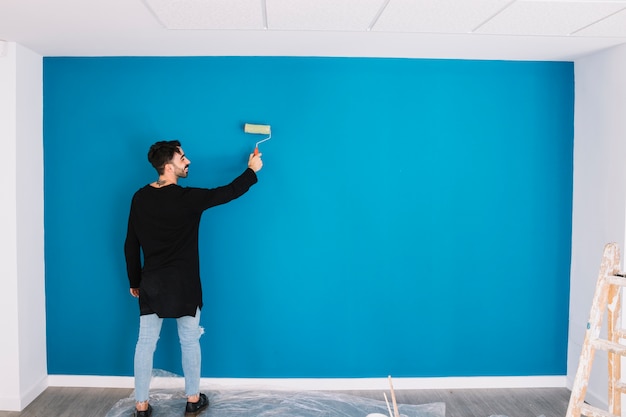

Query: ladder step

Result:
[580,403,619,417]
[566,245,624,417]
[590,339,626,355]
[614,381,626,393]
[606,274,626,286]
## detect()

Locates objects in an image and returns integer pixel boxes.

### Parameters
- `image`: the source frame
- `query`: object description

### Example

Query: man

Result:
[124,140,263,417]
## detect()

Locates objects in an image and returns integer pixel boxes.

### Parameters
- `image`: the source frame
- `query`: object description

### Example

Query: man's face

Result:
[169,147,190,178]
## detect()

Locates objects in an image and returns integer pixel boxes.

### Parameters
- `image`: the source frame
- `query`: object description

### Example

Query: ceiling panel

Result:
[574,7,626,36]
[475,0,626,36]
[144,0,265,30]
[2,0,626,58]
[267,0,386,31]
[372,0,512,33]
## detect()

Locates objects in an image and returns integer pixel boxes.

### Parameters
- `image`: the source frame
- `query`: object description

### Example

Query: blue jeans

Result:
[134,308,203,402]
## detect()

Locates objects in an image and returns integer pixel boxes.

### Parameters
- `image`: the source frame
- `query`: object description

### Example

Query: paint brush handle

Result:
[388,375,400,417]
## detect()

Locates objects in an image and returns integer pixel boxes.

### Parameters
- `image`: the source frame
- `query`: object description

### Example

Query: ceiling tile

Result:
[144,0,265,30]
[574,7,626,36]
[475,0,626,36]
[267,0,386,31]
[371,0,512,33]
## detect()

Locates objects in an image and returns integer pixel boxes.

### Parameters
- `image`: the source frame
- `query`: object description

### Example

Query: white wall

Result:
[0,40,21,411]
[0,42,47,411]
[570,43,626,410]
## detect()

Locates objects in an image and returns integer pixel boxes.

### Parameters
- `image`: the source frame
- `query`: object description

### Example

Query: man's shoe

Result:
[134,404,152,417]
[185,393,209,415]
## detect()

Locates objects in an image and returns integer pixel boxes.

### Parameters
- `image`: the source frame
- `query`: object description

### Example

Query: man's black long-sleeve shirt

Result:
[124,168,257,318]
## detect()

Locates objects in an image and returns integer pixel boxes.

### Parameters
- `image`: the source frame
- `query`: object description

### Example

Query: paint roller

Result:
[244,123,271,156]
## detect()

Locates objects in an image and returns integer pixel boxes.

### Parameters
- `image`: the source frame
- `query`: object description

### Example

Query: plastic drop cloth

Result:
[106,387,445,417]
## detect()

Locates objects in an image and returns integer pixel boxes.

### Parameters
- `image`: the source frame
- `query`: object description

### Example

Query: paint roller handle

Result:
[254,147,259,156]
[248,151,263,173]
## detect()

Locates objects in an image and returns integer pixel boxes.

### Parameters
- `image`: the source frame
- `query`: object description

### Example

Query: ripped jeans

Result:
[134,308,203,403]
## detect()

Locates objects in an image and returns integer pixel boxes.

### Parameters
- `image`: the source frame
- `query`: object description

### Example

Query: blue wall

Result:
[43,57,574,378]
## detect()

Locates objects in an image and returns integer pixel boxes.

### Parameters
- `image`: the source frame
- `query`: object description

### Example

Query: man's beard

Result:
[175,165,189,178]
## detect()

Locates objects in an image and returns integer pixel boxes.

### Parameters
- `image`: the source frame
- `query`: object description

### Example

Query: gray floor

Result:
[0,386,571,417]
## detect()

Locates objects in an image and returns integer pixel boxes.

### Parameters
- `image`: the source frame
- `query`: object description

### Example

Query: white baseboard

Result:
[47,375,567,391]
[22,376,48,408]
[0,375,47,412]
[0,397,21,412]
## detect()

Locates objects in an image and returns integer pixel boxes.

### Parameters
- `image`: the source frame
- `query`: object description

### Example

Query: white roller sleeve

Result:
[244,123,271,135]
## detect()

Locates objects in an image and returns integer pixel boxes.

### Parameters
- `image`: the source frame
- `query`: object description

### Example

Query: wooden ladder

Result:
[567,242,626,417]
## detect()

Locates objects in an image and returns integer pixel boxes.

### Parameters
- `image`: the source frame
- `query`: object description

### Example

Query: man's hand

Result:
[130,288,140,298]
[248,152,263,173]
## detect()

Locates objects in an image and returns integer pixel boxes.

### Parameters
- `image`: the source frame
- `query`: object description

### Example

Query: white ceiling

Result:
[1,0,626,61]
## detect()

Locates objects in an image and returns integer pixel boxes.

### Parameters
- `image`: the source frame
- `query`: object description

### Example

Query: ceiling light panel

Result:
[475,0,626,36]
[144,0,264,30]
[267,0,386,31]
[371,0,511,33]
[574,6,626,36]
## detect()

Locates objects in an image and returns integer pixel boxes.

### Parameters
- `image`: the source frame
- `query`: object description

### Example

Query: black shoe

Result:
[185,393,209,415]
[134,404,152,417]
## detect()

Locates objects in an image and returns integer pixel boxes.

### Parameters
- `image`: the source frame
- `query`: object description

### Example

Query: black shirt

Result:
[124,168,258,318]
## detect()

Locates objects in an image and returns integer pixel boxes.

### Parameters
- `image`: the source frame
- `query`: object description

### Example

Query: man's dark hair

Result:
[148,140,182,175]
